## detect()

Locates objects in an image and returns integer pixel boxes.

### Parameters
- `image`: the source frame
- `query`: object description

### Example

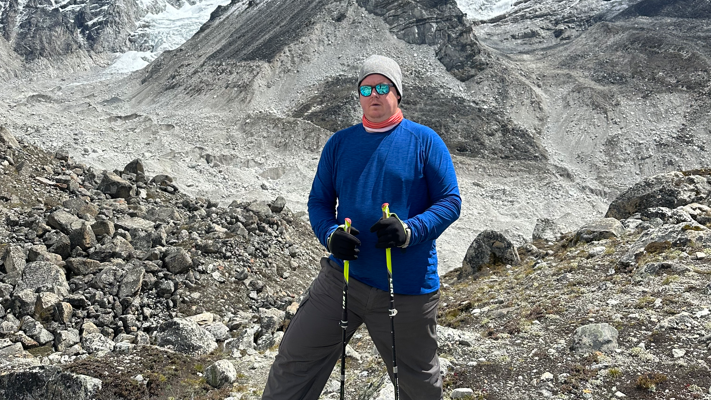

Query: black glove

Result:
[369,215,407,249]
[328,226,361,260]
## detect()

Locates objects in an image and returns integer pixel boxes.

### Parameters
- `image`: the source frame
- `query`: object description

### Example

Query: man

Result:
[263,55,461,400]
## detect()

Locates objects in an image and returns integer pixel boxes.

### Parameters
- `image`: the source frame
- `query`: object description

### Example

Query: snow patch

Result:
[457,0,515,20]
[104,51,154,74]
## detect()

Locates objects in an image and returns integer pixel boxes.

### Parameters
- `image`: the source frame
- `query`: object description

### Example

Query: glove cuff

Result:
[390,213,410,248]
[327,224,349,251]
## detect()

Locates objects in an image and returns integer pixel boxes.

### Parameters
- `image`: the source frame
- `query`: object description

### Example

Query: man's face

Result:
[359,74,400,123]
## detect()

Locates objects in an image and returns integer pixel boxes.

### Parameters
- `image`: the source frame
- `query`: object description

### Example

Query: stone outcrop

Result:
[460,230,520,278]
[605,171,711,220]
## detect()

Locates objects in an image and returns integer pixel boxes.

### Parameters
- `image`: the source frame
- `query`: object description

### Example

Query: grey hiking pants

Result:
[262,257,442,400]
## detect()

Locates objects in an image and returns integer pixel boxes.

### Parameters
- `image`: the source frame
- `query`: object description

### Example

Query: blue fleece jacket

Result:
[307,119,461,295]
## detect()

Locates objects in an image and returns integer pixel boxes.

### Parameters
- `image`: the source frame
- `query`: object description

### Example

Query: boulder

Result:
[0,126,20,149]
[45,231,71,259]
[47,210,82,234]
[12,289,37,317]
[572,218,624,244]
[90,236,134,261]
[156,318,218,356]
[118,264,145,299]
[269,196,287,213]
[1,245,26,285]
[69,221,98,251]
[204,322,231,342]
[163,247,192,274]
[34,292,61,319]
[62,197,99,218]
[91,220,115,238]
[0,366,102,400]
[260,308,285,336]
[53,302,73,324]
[65,258,102,275]
[54,328,81,351]
[460,230,520,278]
[570,323,618,353]
[97,172,135,199]
[606,171,711,220]
[204,359,237,389]
[82,333,116,354]
[14,262,70,298]
[123,159,146,183]
[146,206,183,223]
[532,218,564,241]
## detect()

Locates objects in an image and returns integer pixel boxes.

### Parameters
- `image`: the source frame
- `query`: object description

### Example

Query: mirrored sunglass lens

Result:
[375,84,390,95]
[359,86,372,96]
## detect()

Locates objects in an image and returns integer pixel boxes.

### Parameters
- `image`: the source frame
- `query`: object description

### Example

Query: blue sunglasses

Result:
[359,83,395,97]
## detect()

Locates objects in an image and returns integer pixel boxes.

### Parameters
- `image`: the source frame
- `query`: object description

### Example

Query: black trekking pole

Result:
[340,218,352,400]
[381,203,400,400]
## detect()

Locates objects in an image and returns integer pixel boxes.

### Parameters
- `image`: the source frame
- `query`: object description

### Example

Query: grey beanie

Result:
[358,55,402,102]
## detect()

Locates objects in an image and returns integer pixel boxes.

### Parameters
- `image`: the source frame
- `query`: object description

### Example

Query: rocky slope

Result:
[1,126,710,399]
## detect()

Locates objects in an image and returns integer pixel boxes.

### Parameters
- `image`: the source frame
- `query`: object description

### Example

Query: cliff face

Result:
[0,0,183,61]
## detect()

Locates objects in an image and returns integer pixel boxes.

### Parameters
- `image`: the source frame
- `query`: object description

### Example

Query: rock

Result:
[156,318,218,356]
[69,221,98,251]
[269,196,287,213]
[146,206,183,223]
[573,218,624,244]
[123,159,146,183]
[91,220,115,238]
[98,172,136,199]
[655,312,696,331]
[65,258,102,275]
[34,292,61,319]
[12,289,37,317]
[62,197,99,218]
[1,245,26,285]
[45,231,71,259]
[163,247,193,274]
[570,323,619,353]
[81,322,101,336]
[91,265,125,294]
[150,174,174,187]
[15,262,70,298]
[606,171,711,219]
[53,302,73,324]
[204,322,231,342]
[451,388,475,399]
[115,217,155,232]
[0,126,20,149]
[82,332,116,353]
[672,348,686,358]
[247,201,272,219]
[55,329,81,352]
[27,245,62,264]
[532,218,563,241]
[118,265,145,299]
[260,308,285,335]
[204,359,237,388]
[0,366,102,399]
[47,210,82,234]
[90,236,134,261]
[460,230,520,278]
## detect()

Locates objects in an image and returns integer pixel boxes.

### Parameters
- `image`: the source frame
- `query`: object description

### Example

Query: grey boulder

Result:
[156,318,217,356]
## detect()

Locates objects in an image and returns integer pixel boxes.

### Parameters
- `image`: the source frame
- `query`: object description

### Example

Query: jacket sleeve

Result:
[307,137,340,249]
[403,133,461,246]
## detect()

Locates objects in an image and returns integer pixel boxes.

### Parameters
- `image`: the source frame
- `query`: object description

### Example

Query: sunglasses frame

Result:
[359,83,395,97]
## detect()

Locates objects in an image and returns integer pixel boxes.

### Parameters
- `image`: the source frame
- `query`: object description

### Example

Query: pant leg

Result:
[262,258,363,400]
[364,290,442,400]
